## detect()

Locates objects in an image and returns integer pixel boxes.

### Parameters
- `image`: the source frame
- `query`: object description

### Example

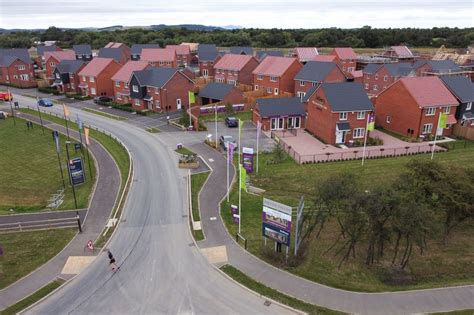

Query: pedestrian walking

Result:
[106,249,120,271]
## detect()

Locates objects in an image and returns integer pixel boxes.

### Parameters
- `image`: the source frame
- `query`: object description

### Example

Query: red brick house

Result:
[78,58,121,97]
[253,56,302,95]
[312,55,336,62]
[214,54,259,86]
[0,48,36,88]
[36,45,61,68]
[197,44,221,77]
[99,42,131,64]
[294,61,346,98]
[52,60,86,94]
[198,82,244,106]
[44,50,76,82]
[374,77,459,138]
[141,48,177,68]
[129,68,194,113]
[330,47,357,75]
[304,82,374,145]
[111,60,150,104]
[412,60,464,77]
[292,47,319,63]
[166,45,191,67]
[252,97,306,131]
[362,63,415,96]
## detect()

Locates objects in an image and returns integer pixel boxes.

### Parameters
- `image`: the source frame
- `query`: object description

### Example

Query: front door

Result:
[147,101,153,110]
[336,130,345,143]
[203,69,209,77]
[176,98,182,110]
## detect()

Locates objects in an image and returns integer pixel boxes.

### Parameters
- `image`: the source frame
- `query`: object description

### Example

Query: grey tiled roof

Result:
[294,61,339,82]
[198,82,235,100]
[256,97,305,117]
[440,75,474,103]
[362,63,382,74]
[320,82,373,112]
[37,45,58,56]
[0,48,32,66]
[73,45,92,55]
[198,44,219,62]
[414,60,462,73]
[133,67,179,88]
[384,63,414,76]
[56,60,85,74]
[131,44,161,55]
[230,47,253,55]
[256,50,284,60]
[98,48,124,62]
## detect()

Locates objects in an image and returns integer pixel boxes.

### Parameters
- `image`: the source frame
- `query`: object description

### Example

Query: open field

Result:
[222,141,474,292]
[0,117,95,213]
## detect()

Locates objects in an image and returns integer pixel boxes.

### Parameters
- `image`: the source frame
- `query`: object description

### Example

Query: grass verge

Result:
[0,279,65,314]
[145,127,161,133]
[220,264,344,315]
[82,108,127,121]
[175,146,195,156]
[190,172,210,241]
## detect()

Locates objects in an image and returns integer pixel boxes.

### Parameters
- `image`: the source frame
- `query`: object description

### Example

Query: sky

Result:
[0,0,473,29]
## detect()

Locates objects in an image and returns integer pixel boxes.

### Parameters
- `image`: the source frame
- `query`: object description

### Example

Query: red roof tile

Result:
[166,45,190,55]
[400,77,459,107]
[390,46,413,58]
[111,60,149,82]
[78,57,117,77]
[141,48,176,62]
[293,47,319,62]
[252,56,298,77]
[312,55,336,62]
[214,54,256,71]
[44,50,76,62]
[332,47,357,60]
[105,42,125,49]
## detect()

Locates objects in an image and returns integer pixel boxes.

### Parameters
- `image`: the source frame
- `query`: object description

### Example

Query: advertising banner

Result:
[262,198,292,246]
[69,157,85,185]
[242,147,254,173]
[231,205,239,224]
[262,223,290,246]
[199,104,245,114]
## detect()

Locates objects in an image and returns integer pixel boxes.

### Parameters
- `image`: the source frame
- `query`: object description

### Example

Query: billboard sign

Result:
[242,147,254,173]
[262,198,292,246]
[231,205,239,224]
[68,157,85,185]
[262,223,290,246]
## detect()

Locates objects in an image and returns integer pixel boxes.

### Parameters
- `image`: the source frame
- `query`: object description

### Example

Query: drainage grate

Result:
[264,300,272,307]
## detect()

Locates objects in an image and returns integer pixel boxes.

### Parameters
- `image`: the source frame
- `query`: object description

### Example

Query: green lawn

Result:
[0,229,76,289]
[199,111,252,122]
[0,117,96,213]
[175,146,195,156]
[220,265,344,315]
[191,172,210,241]
[221,142,474,292]
[1,279,65,314]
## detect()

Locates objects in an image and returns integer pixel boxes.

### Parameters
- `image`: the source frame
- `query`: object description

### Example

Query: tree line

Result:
[0,26,473,49]
[298,160,473,270]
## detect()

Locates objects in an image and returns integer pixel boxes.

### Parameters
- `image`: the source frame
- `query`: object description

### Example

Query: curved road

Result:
[24,103,293,314]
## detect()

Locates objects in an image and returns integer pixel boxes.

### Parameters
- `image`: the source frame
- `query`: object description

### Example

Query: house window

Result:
[373,85,378,91]
[299,80,305,86]
[132,85,139,93]
[115,81,120,87]
[82,76,86,81]
[366,74,371,79]
[90,87,96,95]
[50,62,55,67]
[375,74,379,80]
[339,112,347,120]
[288,117,301,129]
[353,128,365,139]
[364,83,369,90]
[255,85,258,90]
[383,75,388,82]
[386,115,391,124]
[422,123,433,134]
[270,76,277,82]
[257,74,263,80]
[155,89,159,95]
[342,66,346,71]
[466,102,472,110]
[135,99,140,106]
[203,69,209,77]
[18,65,25,70]
[227,80,236,86]
[274,88,279,95]
[347,67,354,72]
[71,83,75,89]
[443,106,450,114]
[312,82,318,87]
[357,112,365,120]
[55,73,60,79]
[425,107,436,116]
[270,117,284,130]
[155,100,161,108]
[89,76,94,82]
[266,87,272,94]
[296,91,306,98]
[116,93,121,100]
[125,82,129,88]
[20,74,29,81]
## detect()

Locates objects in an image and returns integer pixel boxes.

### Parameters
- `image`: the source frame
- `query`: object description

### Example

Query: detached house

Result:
[78,58,121,97]
[129,68,194,113]
[330,47,357,74]
[73,45,93,61]
[197,44,220,77]
[198,82,244,106]
[362,63,414,95]
[381,46,415,61]
[214,54,259,86]
[52,60,86,94]
[441,76,474,127]
[44,50,76,82]
[253,56,302,95]
[374,77,459,138]
[0,48,36,88]
[111,60,150,104]
[304,82,374,145]
[292,47,319,63]
[252,97,306,131]
[294,61,346,98]
[166,45,191,67]
[36,45,61,67]
[130,44,161,60]
[140,48,177,68]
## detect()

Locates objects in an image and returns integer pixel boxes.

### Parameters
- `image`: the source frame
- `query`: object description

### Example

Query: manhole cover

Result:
[264,300,271,307]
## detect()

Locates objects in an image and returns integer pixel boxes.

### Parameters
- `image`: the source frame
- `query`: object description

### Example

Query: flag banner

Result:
[239,119,244,136]
[54,133,60,153]
[188,91,195,104]
[84,127,90,145]
[228,142,235,162]
[76,114,83,130]
[63,104,70,117]
[257,121,262,138]
[239,164,246,190]
[367,113,375,131]
[439,113,447,129]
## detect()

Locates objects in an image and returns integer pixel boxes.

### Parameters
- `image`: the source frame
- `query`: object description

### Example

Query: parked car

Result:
[225,116,238,128]
[0,91,13,101]
[219,135,237,151]
[37,98,53,107]
[94,96,112,104]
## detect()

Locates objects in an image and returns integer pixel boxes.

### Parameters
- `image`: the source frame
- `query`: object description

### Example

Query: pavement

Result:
[0,209,87,232]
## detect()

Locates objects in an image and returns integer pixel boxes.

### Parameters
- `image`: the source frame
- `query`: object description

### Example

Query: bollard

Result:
[76,215,83,233]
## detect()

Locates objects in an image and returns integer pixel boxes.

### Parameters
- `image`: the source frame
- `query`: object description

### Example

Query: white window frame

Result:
[274,88,279,95]
[132,85,139,93]
[373,84,378,91]
[55,73,60,79]
[89,76,95,82]
[422,123,433,134]
[115,81,120,87]
[50,62,55,67]
[425,107,436,116]
[288,117,301,129]
[270,76,277,82]
[155,89,160,95]
[364,83,369,90]
[125,82,129,88]
[257,74,263,80]
[176,98,182,108]
[374,74,379,80]
[296,91,306,98]
[155,100,161,108]
[18,65,26,70]
[227,79,237,86]
[466,102,472,110]
[20,74,29,81]
[339,112,348,121]
[386,115,391,124]
[82,76,86,81]
[383,75,388,82]
[299,80,305,86]
[347,66,354,72]
[357,111,365,120]
[90,87,96,95]
[443,106,450,114]
[266,87,272,94]
[311,82,318,87]
[270,117,284,130]
[135,99,141,106]
[353,128,365,139]
[254,85,259,90]
[203,69,209,77]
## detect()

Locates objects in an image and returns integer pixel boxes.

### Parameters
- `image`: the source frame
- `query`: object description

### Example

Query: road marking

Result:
[208,158,214,162]
[209,217,216,221]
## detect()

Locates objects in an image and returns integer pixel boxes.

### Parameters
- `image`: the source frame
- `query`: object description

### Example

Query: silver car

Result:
[219,135,237,151]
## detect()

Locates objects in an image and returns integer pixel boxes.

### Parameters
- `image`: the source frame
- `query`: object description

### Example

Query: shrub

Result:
[38,86,60,95]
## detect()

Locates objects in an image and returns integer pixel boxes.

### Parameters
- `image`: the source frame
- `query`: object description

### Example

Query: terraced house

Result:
[52,60,86,94]
[166,44,192,67]
[130,44,161,60]
[294,61,346,98]
[197,44,221,77]
[252,56,302,95]
[0,48,36,88]
[330,47,357,75]
[129,67,194,112]
[73,44,93,62]
[140,48,177,68]
[44,50,76,82]
[214,54,259,86]
[362,63,415,96]
[111,60,150,104]
[78,57,121,97]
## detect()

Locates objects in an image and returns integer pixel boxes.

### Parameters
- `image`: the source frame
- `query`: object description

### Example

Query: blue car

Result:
[38,98,53,107]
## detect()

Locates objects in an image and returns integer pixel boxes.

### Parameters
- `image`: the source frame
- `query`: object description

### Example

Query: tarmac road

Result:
[20,97,294,314]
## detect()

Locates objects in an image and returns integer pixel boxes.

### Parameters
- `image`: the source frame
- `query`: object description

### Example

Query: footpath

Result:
[0,112,121,310]
[192,143,474,315]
